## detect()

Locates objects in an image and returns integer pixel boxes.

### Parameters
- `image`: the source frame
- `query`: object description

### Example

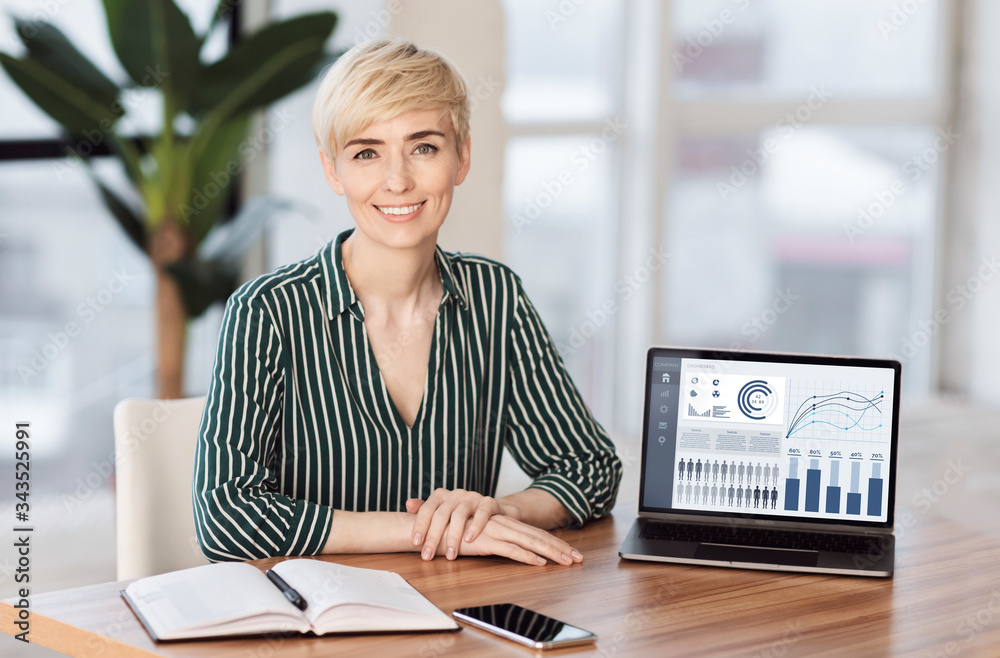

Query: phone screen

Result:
[452,603,596,649]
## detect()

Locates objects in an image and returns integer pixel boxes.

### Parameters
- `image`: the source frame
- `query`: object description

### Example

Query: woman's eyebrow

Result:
[406,130,446,141]
[344,137,383,148]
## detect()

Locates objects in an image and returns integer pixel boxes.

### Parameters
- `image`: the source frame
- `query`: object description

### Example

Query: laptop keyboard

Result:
[641,521,885,554]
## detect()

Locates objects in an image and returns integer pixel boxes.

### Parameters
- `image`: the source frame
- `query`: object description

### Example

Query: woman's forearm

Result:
[497,488,572,530]
[320,510,418,554]
[319,504,581,566]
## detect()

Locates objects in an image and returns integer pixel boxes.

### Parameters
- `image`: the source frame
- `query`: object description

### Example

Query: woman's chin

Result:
[354,220,442,250]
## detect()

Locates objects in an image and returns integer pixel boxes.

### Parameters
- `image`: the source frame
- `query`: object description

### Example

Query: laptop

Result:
[619,347,902,577]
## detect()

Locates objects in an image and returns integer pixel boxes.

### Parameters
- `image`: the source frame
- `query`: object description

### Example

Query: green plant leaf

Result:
[92,176,148,253]
[14,19,120,110]
[182,114,251,244]
[0,53,121,135]
[189,12,337,117]
[208,0,238,35]
[102,0,201,100]
[166,257,238,317]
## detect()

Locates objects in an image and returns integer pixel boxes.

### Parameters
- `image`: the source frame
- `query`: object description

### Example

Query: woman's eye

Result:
[414,143,438,155]
[354,149,376,160]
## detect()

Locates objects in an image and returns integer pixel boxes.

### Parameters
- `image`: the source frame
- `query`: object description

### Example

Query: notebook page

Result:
[125,562,308,638]
[273,560,454,629]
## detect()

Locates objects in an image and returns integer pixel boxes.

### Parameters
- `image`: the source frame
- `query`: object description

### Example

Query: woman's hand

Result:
[406,488,583,565]
[453,514,584,566]
[406,488,508,561]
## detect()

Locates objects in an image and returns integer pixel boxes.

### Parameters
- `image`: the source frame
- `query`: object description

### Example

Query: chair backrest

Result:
[113,396,208,580]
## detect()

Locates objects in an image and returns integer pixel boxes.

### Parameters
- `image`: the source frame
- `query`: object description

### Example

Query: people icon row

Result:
[677,458,780,487]
[676,482,779,509]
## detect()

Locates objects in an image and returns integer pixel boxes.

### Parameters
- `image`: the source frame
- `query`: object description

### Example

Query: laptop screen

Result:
[639,348,902,528]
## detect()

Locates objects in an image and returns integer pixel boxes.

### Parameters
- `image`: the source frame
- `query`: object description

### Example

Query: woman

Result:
[193,39,621,567]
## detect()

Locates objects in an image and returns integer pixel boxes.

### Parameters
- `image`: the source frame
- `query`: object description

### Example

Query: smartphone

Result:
[452,603,597,650]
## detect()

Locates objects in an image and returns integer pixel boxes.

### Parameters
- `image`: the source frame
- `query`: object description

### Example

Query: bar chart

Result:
[783,454,886,519]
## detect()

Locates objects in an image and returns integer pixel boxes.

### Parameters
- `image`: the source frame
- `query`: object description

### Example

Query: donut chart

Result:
[737,380,778,420]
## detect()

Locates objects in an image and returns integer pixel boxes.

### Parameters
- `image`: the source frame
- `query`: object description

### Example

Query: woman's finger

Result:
[464,502,498,543]
[411,488,449,547]
[487,516,580,565]
[445,502,476,559]
[421,495,465,559]
[458,515,583,566]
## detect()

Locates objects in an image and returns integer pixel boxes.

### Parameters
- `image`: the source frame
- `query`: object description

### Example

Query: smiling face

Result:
[320,108,471,251]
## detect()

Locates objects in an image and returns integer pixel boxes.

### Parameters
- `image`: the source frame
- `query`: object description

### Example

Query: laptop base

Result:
[619,518,894,578]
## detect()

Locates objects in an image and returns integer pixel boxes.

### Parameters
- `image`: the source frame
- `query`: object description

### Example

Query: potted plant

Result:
[1,0,337,397]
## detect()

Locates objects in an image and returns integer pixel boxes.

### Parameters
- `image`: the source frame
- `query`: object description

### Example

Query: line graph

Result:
[785,385,887,443]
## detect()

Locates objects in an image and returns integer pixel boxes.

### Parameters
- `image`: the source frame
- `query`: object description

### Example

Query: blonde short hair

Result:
[312,38,470,158]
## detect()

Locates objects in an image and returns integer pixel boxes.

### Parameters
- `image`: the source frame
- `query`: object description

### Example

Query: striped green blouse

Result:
[193,229,622,562]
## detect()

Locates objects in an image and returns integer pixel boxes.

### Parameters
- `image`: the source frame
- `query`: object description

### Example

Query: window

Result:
[501,0,626,422]
[662,0,950,400]
[502,0,952,435]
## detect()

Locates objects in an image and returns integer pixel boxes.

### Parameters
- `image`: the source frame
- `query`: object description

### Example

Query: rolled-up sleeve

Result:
[503,282,622,527]
[192,288,332,562]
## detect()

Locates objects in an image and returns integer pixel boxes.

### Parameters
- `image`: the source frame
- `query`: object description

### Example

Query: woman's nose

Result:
[383,154,414,192]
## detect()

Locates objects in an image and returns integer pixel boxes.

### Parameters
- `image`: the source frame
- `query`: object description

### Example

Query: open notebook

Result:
[122,559,459,641]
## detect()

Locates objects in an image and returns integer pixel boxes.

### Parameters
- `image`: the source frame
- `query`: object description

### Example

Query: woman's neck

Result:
[341,231,442,318]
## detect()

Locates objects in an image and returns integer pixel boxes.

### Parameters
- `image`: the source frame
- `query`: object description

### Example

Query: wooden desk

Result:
[4,506,1000,657]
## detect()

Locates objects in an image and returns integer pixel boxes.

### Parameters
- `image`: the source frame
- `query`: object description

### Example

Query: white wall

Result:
[940,0,1000,404]
[388,0,507,261]
[966,0,1000,403]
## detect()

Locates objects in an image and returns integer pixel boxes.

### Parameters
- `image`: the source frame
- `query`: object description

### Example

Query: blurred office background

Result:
[2,0,1000,634]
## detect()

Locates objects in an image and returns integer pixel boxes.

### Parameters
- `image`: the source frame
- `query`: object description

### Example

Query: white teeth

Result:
[377,202,424,215]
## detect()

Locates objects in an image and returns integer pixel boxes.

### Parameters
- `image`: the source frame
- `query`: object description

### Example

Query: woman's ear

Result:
[454,136,472,186]
[319,149,346,196]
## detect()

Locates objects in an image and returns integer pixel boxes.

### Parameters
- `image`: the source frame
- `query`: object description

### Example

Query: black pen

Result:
[266,569,308,611]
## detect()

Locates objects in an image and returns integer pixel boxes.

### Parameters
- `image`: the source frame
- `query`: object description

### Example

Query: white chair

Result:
[113,396,209,580]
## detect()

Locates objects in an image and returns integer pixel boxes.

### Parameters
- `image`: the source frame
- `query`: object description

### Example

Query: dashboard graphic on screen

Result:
[643,356,896,524]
